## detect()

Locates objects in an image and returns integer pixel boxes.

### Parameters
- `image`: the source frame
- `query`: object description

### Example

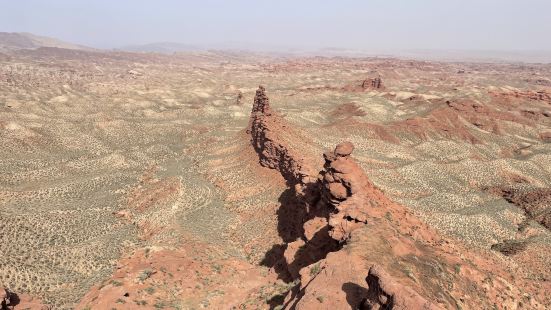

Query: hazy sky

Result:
[1,0,551,51]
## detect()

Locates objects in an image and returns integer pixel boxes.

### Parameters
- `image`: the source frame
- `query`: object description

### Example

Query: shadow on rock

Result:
[276,188,307,243]
[1,288,21,310]
[260,185,342,308]
[342,282,369,310]
[260,243,292,282]
[286,226,341,278]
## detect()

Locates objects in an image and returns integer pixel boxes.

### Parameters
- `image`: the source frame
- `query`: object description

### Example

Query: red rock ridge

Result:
[247,86,377,243]
[247,86,548,309]
[246,85,317,185]
[247,86,444,307]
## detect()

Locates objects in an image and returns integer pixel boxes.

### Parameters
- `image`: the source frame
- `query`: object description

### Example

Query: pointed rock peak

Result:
[252,85,270,114]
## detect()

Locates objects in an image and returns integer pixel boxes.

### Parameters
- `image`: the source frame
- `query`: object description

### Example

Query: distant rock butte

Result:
[342,75,385,92]
[236,90,243,105]
[361,76,384,90]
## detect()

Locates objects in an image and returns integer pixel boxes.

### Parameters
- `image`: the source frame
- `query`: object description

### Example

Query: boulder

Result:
[334,141,354,157]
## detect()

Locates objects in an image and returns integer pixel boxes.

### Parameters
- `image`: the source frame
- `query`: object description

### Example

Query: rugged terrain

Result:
[0,45,550,309]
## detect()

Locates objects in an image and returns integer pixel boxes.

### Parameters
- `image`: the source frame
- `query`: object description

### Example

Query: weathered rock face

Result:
[319,142,372,241]
[487,186,551,230]
[251,85,270,114]
[246,87,374,284]
[360,265,441,310]
[247,88,379,256]
[247,85,315,185]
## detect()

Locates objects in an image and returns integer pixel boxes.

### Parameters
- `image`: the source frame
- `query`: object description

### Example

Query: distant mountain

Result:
[0,32,93,52]
[119,41,301,54]
[119,42,201,54]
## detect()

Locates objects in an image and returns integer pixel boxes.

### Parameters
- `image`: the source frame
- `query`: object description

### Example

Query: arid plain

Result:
[1,41,551,309]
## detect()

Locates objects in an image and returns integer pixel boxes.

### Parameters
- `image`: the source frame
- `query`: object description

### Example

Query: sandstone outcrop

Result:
[319,142,372,241]
[491,89,551,103]
[540,131,551,142]
[247,85,317,185]
[247,86,374,245]
[360,265,441,310]
[487,186,551,230]
[343,75,385,92]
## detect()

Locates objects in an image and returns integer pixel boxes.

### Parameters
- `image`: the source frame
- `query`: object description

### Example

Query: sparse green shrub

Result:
[454,264,461,274]
[310,263,321,277]
[138,268,154,282]
[212,263,222,273]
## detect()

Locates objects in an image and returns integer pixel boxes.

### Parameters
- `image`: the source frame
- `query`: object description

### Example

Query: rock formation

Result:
[540,131,551,142]
[246,85,316,185]
[319,142,371,241]
[491,89,551,103]
[248,86,375,243]
[247,85,548,310]
[341,74,385,92]
[361,76,384,90]
[248,86,374,245]
[360,265,441,310]
[486,186,551,230]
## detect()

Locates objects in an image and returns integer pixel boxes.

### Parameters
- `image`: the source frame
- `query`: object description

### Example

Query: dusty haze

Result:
[1,0,551,58]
